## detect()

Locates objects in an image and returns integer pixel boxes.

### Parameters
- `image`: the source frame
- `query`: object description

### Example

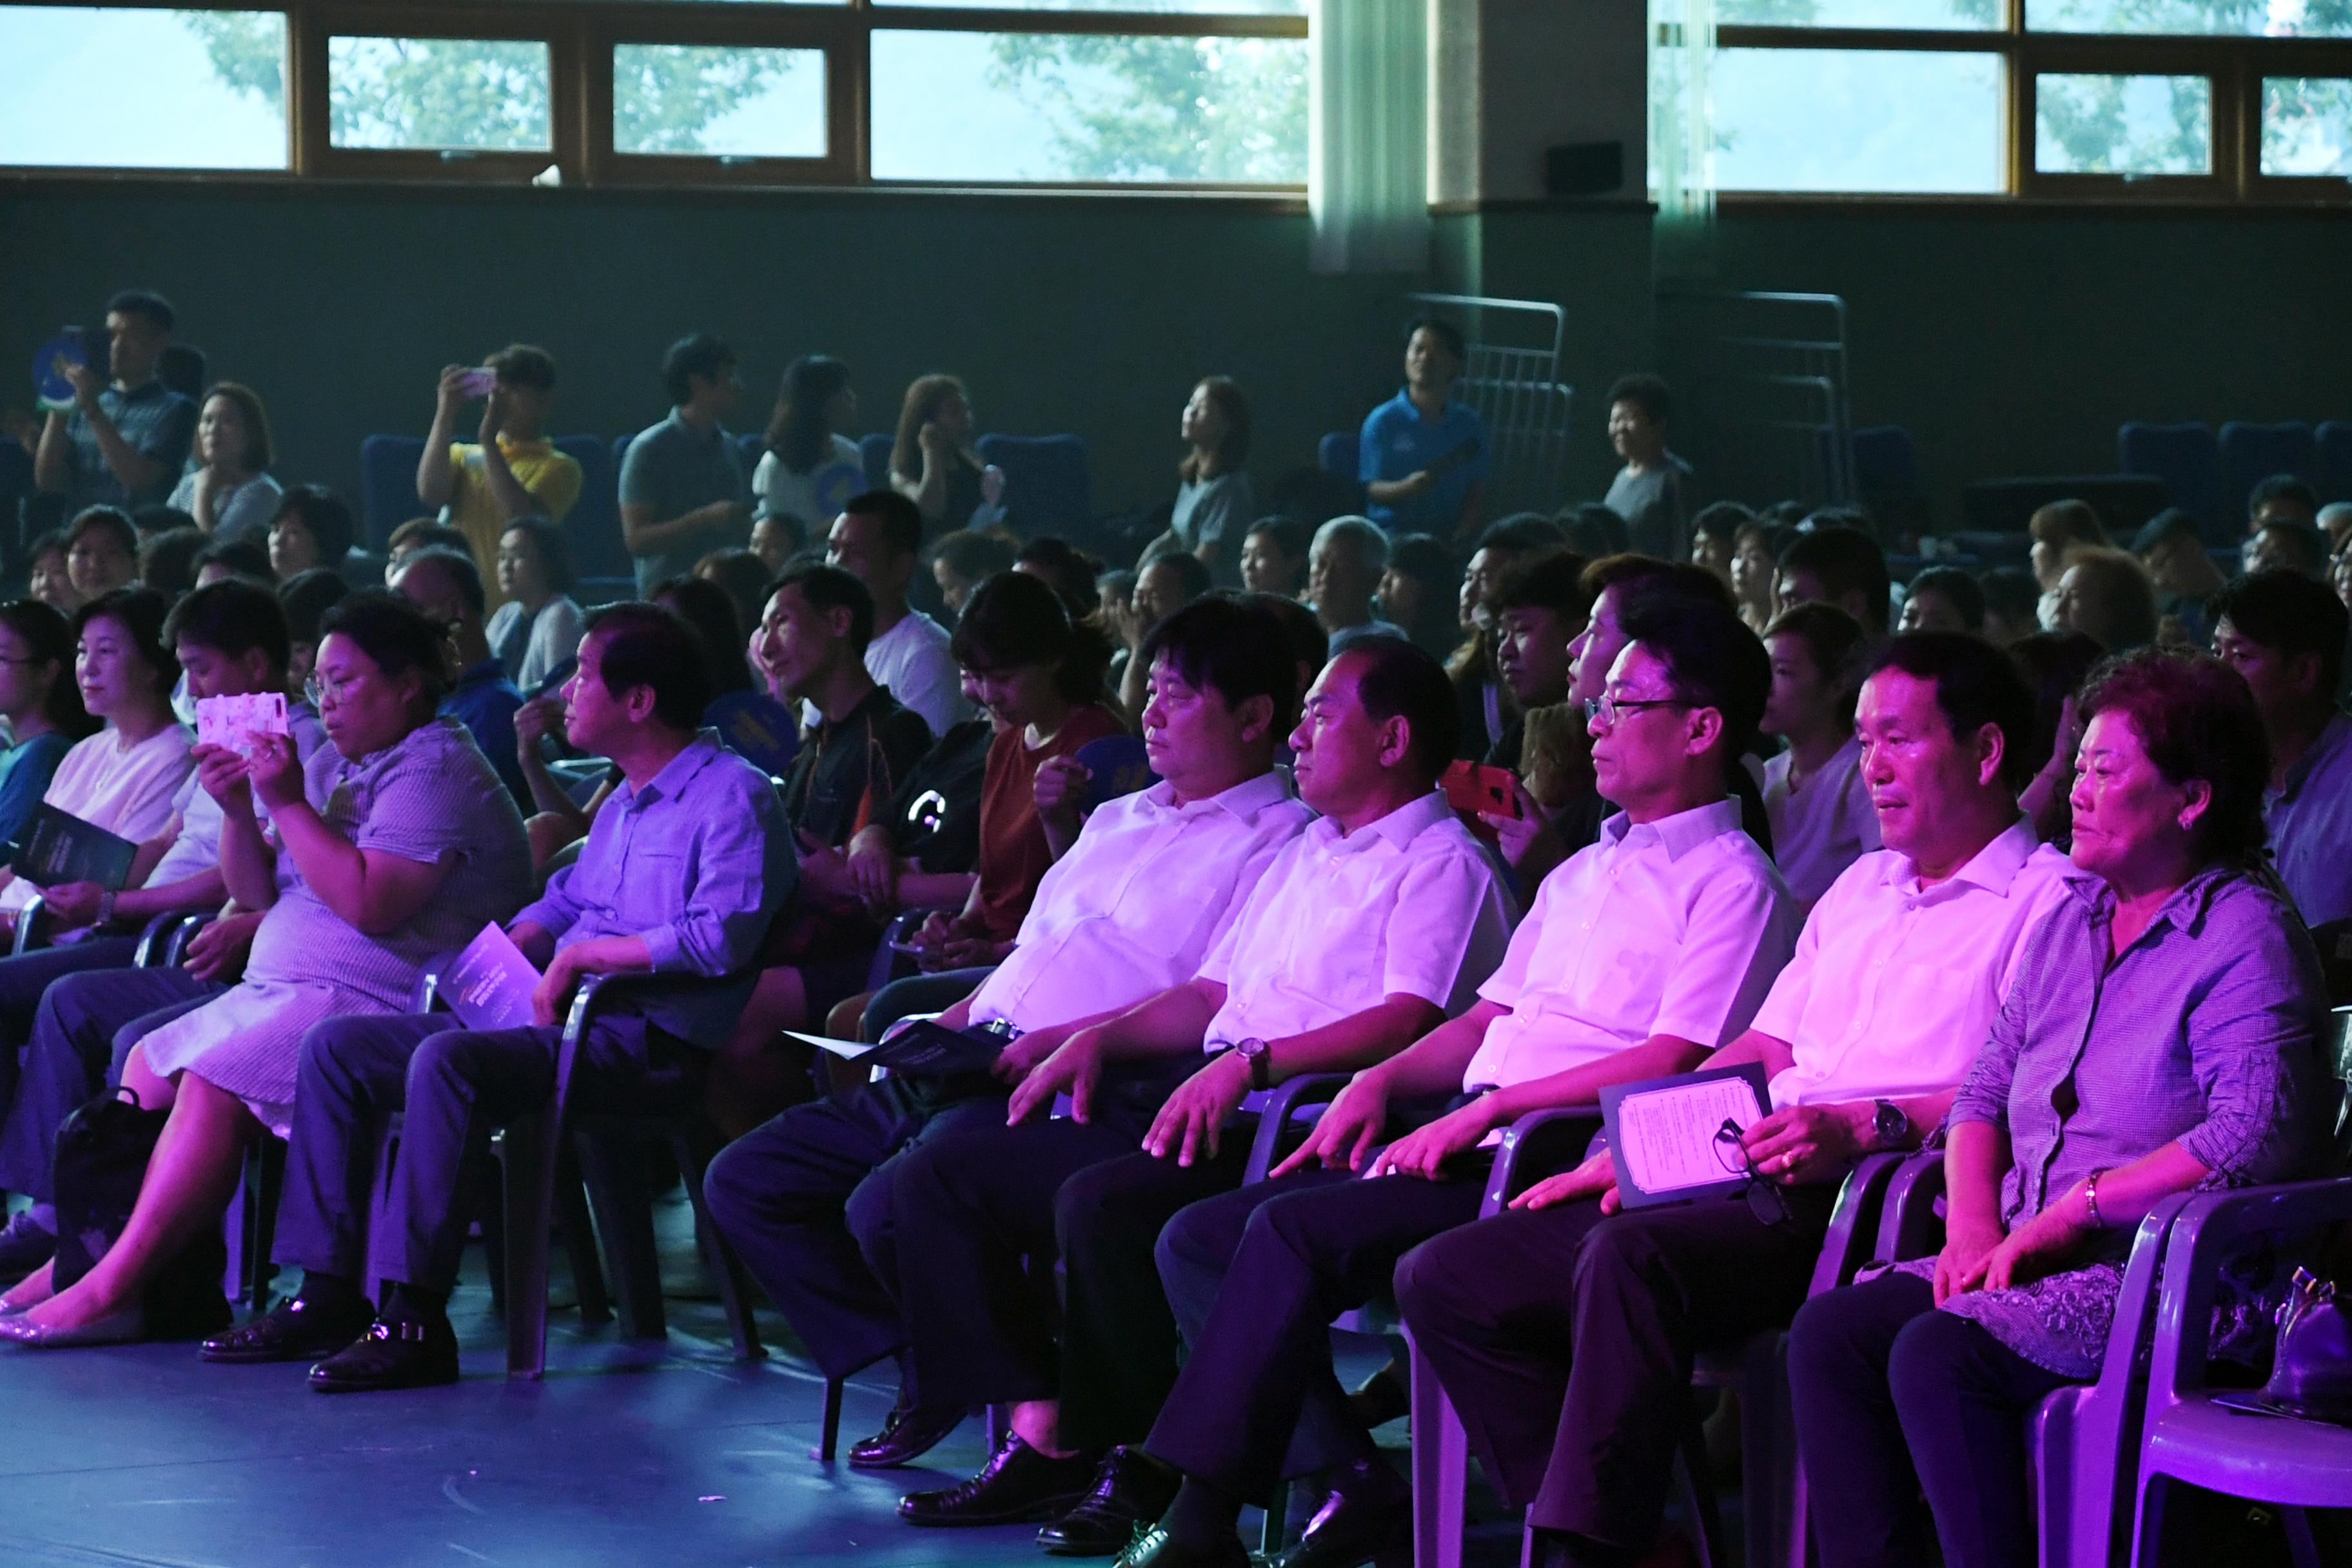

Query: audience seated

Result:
[0,601,90,867]
[2049,544,2159,652]
[890,635,1516,1534]
[2320,499,2352,558]
[1758,602,1879,907]
[2008,629,2103,848]
[24,531,77,613]
[702,595,1315,1471]
[416,346,580,611]
[137,526,206,600]
[2131,507,2228,648]
[1375,533,1461,659]
[1776,525,1892,638]
[1487,549,1588,772]
[755,355,863,531]
[1014,538,1105,614]
[202,603,785,1389]
[0,589,192,929]
[2211,569,2352,927]
[892,374,1003,534]
[2248,472,2320,533]
[1141,378,1254,587]
[1688,500,1748,589]
[1729,516,1788,635]
[0,591,529,1346]
[1978,565,2040,645]
[2245,517,2328,580]
[1602,373,1694,560]
[267,485,357,585]
[278,567,351,689]
[486,516,584,693]
[1788,648,2329,1568]
[826,491,972,738]
[1394,632,2071,1568]
[1359,318,1487,546]
[192,537,269,591]
[66,507,141,602]
[0,580,325,1282]
[383,518,471,584]
[929,529,1017,620]
[168,381,280,544]
[1558,502,1631,560]
[1449,514,1569,761]
[694,547,774,642]
[1121,552,1212,714]
[389,548,530,808]
[750,510,807,578]
[2026,500,2110,631]
[1308,518,1404,654]
[34,290,197,513]
[1112,602,1791,1568]
[621,333,754,594]
[1896,564,1984,635]
[1248,593,1331,721]
[648,575,799,783]
[1237,516,1309,600]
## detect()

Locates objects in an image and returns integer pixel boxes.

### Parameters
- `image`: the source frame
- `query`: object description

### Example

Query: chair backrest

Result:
[2118,422,2224,542]
[735,431,766,475]
[2219,420,2318,525]
[1959,475,2170,538]
[1073,734,1156,809]
[859,432,894,491]
[1850,425,1921,495]
[977,433,1090,537]
[358,434,431,550]
[1318,430,1360,480]
[549,434,627,580]
[2317,421,2352,504]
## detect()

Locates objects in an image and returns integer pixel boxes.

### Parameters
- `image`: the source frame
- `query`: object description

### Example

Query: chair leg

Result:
[574,1126,664,1340]
[1405,1327,1468,1568]
[1675,1403,1729,1568]
[816,1377,845,1464]
[674,1125,764,1362]
[1260,1482,1291,1556]
[246,1137,286,1314]
[554,1144,611,1328]
[1740,1337,1787,1568]
[2283,1505,2322,1568]
[500,1112,556,1379]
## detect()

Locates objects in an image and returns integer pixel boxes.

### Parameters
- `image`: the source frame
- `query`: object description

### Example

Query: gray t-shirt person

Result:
[619,409,753,593]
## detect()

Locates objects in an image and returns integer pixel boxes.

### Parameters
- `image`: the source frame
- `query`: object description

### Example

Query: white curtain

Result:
[1650,0,1718,273]
[1309,0,1429,275]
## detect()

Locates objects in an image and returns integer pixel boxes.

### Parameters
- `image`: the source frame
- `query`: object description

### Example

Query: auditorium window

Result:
[2033,73,2212,174]
[328,35,553,152]
[0,6,288,169]
[612,44,827,161]
[2262,75,2352,174]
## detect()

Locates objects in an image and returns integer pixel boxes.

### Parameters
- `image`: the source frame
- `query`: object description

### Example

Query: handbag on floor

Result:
[50,1086,231,1338]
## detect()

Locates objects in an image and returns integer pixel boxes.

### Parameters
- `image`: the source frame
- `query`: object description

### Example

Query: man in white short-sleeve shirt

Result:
[821,492,972,738]
[703,598,1310,1471]
[1392,632,2072,1568]
[887,637,1513,1533]
[1112,595,1796,1568]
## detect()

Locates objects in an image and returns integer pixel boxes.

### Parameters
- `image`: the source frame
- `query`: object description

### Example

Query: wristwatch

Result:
[1870,1099,1910,1152]
[1237,1037,1273,1092]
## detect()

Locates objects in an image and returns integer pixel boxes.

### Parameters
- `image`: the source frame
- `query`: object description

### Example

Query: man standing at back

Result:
[416,344,582,606]
[621,333,753,594]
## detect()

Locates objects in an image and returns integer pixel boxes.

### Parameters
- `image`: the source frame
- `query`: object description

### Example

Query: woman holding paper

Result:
[0,588,189,928]
[1787,647,2333,1568]
[0,591,529,1345]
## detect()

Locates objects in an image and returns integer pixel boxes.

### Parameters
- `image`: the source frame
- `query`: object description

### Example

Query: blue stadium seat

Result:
[1850,426,1919,497]
[978,433,1090,538]
[2319,422,2352,504]
[735,431,765,473]
[2219,420,2317,524]
[1073,734,1157,809]
[1318,431,1360,480]
[860,433,894,491]
[551,435,628,580]
[2117,422,2224,544]
[359,434,429,550]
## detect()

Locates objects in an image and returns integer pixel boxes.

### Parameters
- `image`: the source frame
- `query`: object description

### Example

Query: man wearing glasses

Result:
[1396,631,2073,1568]
[1112,590,1798,1568]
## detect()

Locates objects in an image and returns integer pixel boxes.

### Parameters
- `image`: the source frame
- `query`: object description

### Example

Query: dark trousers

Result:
[1145,1164,1491,1498]
[1396,1186,1834,1549]
[884,1059,1196,1409]
[0,958,211,1200]
[1786,1271,2072,1568]
[273,1012,658,1295]
[701,1074,1007,1389]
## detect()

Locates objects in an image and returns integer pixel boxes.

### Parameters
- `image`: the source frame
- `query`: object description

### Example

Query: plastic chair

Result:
[2117,422,2224,540]
[8,894,51,956]
[2316,422,2352,505]
[2219,421,2318,524]
[1319,432,1361,481]
[979,434,1090,538]
[359,435,430,551]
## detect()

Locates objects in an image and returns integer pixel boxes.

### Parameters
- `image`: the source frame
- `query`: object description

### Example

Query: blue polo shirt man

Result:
[1358,318,1489,541]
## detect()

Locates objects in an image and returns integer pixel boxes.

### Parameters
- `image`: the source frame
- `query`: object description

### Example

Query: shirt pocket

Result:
[614,850,684,930]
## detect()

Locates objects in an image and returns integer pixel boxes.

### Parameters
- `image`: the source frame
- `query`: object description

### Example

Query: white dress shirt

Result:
[1752,816,2073,1107]
[1758,739,1881,906]
[967,770,1313,1035]
[1198,790,1514,1047]
[1464,798,1798,1092]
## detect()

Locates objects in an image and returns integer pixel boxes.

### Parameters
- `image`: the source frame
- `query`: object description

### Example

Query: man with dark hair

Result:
[1776,525,1892,638]
[391,548,529,808]
[2245,518,2329,581]
[1108,604,1796,1568]
[890,634,1512,1535]
[1489,549,1591,769]
[277,567,351,688]
[1602,373,1694,562]
[193,535,272,588]
[2129,508,2229,647]
[2248,473,2320,533]
[34,289,197,513]
[621,333,752,593]
[416,344,582,607]
[758,564,934,852]
[2212,569,2352,927]
[0,577,327,1281]
[1394,630,2072,1568]
[64,506,141,600]
[1358,318,1489,545]
[1897,564,1988,635]
[706,596,1318,1475]
[826,490,970,737]
[211,601,794,1389]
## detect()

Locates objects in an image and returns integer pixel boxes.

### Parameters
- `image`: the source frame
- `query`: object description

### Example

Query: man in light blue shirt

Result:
[228,602,793,1391]
[1358,318,1488,544]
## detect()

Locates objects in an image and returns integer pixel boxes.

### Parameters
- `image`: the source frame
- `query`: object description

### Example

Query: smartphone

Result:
[456,367,497,398]
[1441,760,1522,820]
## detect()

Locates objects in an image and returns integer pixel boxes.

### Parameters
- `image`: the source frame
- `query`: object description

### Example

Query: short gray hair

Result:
[1312,515,1390,572]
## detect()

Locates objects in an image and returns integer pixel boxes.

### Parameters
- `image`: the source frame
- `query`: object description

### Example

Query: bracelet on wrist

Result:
[2081,1168,2109,1231]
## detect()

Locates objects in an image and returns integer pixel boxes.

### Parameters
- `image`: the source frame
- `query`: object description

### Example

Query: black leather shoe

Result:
[202,1294,375,1364]
[306,1313,460,1393]
[898,1429,1096,1527]
[1113,1523,1251,1568]
[1040,1446,1182,1556]
[849,1399,968,1470]
[0,1211,55,1286]
[1260,1458,1411,1568]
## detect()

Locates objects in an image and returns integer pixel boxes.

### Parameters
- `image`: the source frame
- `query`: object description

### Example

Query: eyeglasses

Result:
[1582,695,1689,730]
[304,672,363,708]
[1713,1117,1796,1228]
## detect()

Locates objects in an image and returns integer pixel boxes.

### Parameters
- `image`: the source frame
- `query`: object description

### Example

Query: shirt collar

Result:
[2059,859,2242,941]
[1150,767,1293,823]
[1596,796,1743,860]
[453,658,505,691]
[1883,814,2039,897]
[818,684,897,736]
[1311,789,1453,853]
[614,730,723,811]
[2277,711,2352,801]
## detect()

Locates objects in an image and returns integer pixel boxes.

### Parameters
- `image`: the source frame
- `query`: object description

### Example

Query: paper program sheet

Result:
[1614,1074,1766,1196]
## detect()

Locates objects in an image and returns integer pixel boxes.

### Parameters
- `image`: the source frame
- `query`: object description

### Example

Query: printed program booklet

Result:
[1596,1062,1775,1210]
[10,805,137,890]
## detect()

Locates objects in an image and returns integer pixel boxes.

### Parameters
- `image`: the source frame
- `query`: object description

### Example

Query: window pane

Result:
[874,0,1300,10]
[614,45,825,157]
[2034,74,2210,173]
[1704,48,2003,192]
[0,8,284,169]
[2026,0,2352,37]
[328,36,551,151]
[1716,0,1996,29]
[2264,77,2352,174]
[872,30,1305,182]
